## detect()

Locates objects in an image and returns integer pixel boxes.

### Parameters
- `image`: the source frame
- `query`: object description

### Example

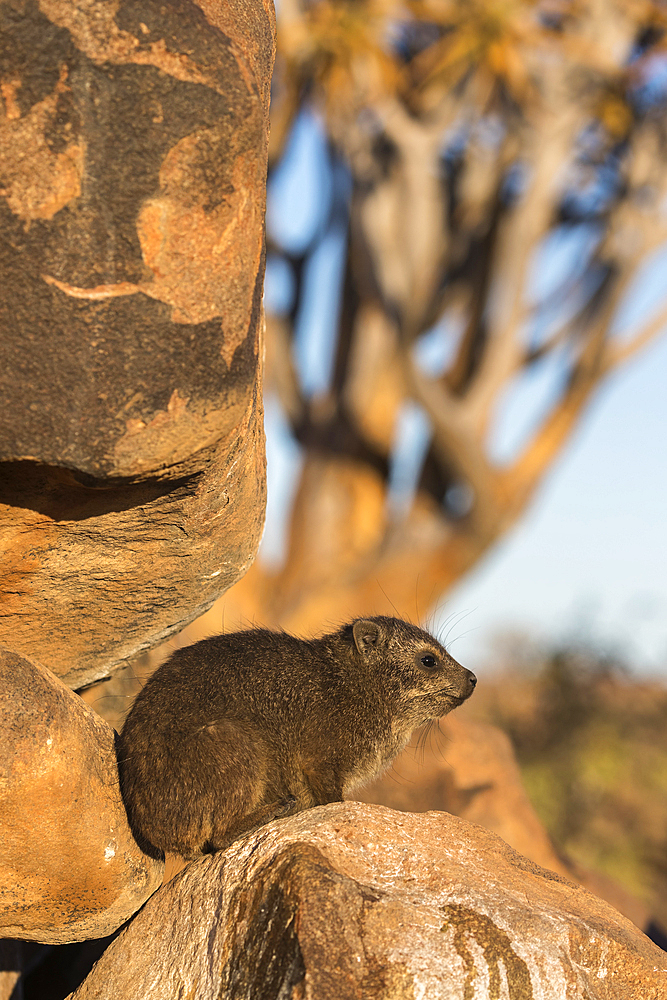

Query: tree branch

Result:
[400,345,503,537]
[464,93,584,436]
[504,264,633,503]
[603,298,667,372]
[265,314,306,425]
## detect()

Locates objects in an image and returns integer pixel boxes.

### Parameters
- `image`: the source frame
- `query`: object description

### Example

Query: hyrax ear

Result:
[352,619,386,655]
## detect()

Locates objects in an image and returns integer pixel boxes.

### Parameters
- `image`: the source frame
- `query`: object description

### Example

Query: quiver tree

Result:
[223,0,667,633]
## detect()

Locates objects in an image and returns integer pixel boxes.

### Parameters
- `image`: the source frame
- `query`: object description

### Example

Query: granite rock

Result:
[355,714,653,930]
[0,648,163,944]
[0,0,274,685]
[69,802,667,999]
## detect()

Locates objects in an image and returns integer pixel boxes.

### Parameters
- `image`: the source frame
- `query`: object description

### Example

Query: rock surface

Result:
[0,939,22,1000]
[0,648,163,944]
[0,0,273,476]
[69,802,667,999]
[355,714,652,930]
[356,715,580,874]
[0,0,274,686]
[0,389,266,689]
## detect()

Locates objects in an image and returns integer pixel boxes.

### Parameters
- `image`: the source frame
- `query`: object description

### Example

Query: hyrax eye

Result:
[420,654,437,669]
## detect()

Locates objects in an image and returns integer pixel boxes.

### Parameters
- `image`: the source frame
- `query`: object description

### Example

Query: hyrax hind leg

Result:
[182,718,269,853]
[206,794,298,852]
[198,719,302,852]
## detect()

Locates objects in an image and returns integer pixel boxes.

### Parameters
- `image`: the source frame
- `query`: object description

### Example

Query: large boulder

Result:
[0,394,266,690]
[356,714,581,875]
[355,714,653,931]
[0,0,275,688]
[0,648,163,944]
[68,802,666,999]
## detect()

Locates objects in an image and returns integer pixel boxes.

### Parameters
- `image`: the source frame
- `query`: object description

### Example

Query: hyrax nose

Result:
[466,670,477,695]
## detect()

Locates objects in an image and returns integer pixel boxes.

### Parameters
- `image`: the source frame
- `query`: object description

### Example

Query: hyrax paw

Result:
[274,794,298,818]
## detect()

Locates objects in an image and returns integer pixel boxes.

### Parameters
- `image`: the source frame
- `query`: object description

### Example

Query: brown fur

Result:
[117,616,476,857]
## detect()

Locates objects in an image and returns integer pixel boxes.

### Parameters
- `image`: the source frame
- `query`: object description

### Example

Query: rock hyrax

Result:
[117,616,477,857]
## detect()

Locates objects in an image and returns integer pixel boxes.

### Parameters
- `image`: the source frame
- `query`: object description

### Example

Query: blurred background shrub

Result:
[466,632,667,925]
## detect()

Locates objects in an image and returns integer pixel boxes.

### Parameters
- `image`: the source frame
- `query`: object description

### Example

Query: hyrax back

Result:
[117,616,476,857]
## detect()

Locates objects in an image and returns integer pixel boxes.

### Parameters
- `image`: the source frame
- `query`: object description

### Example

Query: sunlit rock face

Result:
[0,648,163,944]
[0,0,275,686]
[355,713,655,933]
[69,802,666,999]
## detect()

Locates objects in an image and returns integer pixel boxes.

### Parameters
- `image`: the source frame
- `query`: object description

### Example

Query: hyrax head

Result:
[349,615,477,726]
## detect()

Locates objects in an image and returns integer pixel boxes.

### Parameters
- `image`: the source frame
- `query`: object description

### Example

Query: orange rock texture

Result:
[356,714,573,872]
[0,0,275,686]
[69,803,667,999]
[0,648,163,944]
[355,714,653,931]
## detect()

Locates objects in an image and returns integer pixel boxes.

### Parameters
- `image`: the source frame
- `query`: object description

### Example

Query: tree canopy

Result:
[226,0,667,633]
